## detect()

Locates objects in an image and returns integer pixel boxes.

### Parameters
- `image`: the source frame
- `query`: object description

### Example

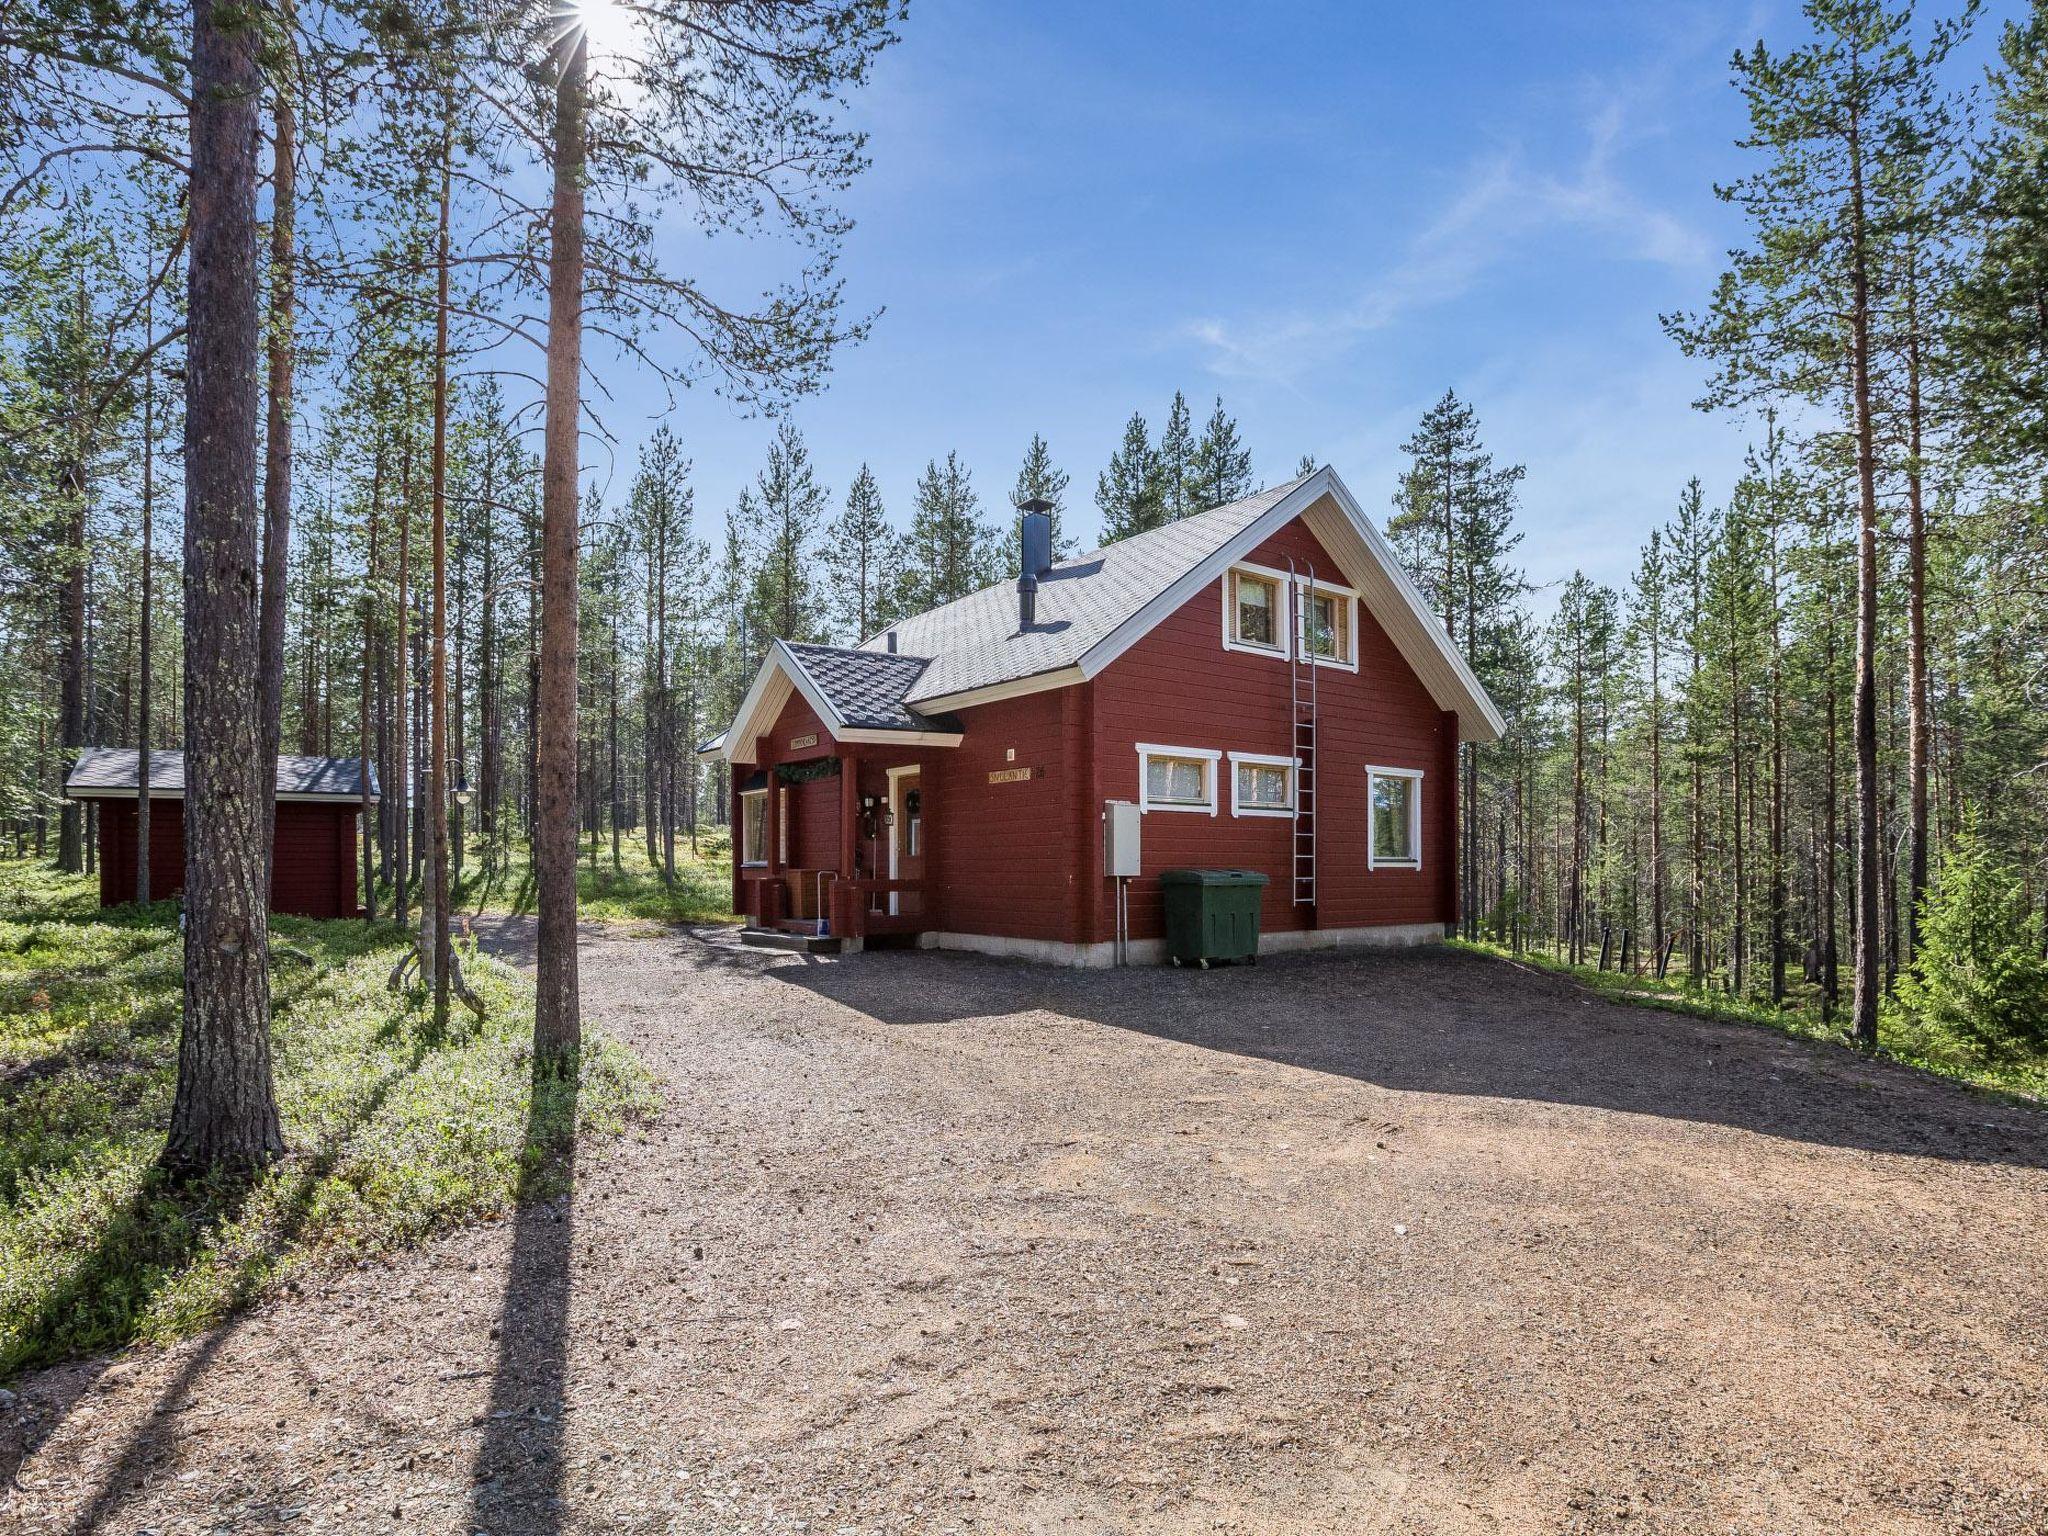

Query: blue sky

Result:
[587,0,1993,600]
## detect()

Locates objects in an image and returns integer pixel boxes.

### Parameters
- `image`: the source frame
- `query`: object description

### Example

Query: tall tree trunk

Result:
[427,115,455,1030]
[534,23,588,1070]
[164,0,283,1173]
[57,283,88,875]
[1903,238,1931,968]
[394,441,411,928]
[1847,104,1882,1049]
[362,444,383,921]
[258,37,296,876]
[136,288,155,905]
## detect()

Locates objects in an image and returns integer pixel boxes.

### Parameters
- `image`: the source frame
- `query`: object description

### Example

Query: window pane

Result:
[1238,762,1289,808]
[1148,754,1208,805]
[743,794,767,862]
[1372,776,1414,861]
[1236,575,1274,645]
[1310,593,1343,659]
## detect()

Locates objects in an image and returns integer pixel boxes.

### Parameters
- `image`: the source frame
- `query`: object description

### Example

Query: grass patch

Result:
[443,836,736,925]
[1449,938,2048,1105]
[0,858,659,1381]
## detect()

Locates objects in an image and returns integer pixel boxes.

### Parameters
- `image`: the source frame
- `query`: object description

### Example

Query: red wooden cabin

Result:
[702,466,1504,965]
[64,748,377,918]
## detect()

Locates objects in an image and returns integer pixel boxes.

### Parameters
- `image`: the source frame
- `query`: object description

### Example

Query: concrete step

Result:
[740,926,844,955]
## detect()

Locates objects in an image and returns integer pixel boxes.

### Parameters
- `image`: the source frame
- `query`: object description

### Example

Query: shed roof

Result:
[64,747,380,802]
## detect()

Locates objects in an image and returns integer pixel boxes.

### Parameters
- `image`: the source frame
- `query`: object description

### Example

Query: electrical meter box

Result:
[1102,799,1141,878]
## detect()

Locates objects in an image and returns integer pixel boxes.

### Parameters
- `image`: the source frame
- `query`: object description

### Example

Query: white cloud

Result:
[1183,85,1714,386]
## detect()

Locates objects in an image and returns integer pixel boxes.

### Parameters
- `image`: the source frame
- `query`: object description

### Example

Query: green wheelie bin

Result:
[1158,868,1268,967]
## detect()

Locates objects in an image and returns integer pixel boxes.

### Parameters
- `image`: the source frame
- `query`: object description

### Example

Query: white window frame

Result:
[739,787,769,867]
[1365,765,1424,870]
[1220,562,1290,658]
[1227,750,1298,819]
[1295,575,1360,672]
[1137,743,1221,815]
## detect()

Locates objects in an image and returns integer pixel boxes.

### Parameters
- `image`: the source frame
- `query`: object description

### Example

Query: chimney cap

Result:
[1016,495,1055,515]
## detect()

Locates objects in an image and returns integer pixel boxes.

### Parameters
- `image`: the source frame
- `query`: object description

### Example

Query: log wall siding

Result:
[723,509,1458,952]
[1085,519,1453,945]
[96,798,362,918]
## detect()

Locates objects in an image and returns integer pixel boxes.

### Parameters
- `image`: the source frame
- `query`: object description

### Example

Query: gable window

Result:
[1225,567,1284,653]
[740,789,769,866]
[1138,743,1220,815]
[1229,751,1296,818]
[1366,766,1423,869]
[1299,584,1356,668]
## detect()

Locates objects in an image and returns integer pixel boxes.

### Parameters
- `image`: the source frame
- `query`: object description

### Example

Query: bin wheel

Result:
[1168,956,1182,967]
[1246,954,1258,966]
[1197,958,1210,970]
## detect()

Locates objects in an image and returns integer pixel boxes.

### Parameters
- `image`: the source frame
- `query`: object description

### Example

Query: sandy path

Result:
[4,923,2043,1535]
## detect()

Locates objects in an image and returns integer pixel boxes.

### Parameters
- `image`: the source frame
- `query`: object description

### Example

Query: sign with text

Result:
[988,766,1037,784]
[788,732,819,751]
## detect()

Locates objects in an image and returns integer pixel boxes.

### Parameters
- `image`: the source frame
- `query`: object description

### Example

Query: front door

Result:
[891,769,924,917]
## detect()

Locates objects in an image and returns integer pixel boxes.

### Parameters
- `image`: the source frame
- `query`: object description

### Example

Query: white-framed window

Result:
[1221,563,1359,670]
[1137,743,1221,815]
[1366,766,1423,869]
[1297,579,1358,670]
[739,788,769,866]
[1222,564,1287,655]
[1228,751,1297,818]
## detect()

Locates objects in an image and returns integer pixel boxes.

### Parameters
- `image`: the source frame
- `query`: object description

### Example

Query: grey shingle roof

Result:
[861,477,1309,705]
[65,747,380,800]
[782,644,955,731]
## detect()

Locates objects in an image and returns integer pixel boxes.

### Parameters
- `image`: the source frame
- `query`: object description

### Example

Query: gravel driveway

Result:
[6,924,2044,1535]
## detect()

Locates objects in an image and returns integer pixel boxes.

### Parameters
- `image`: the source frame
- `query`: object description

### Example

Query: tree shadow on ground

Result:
[27,1035,434,1532]
[467,1064,580,1536]
[760,941,2046,1172]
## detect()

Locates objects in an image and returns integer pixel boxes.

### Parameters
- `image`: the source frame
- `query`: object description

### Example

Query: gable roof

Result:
[64,748,381,801]
[783,643,950,731]
[709,466,1505,760]
[712,639,966,764]
[871,466,1504,741]
[861,477,1307,706]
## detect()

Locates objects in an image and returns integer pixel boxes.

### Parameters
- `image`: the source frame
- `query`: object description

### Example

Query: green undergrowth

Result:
[1449,938,2048,1104]
[442,836,736,925]
[0,858,659,1381]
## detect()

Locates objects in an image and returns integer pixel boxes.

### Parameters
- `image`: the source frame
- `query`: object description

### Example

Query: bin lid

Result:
[1158,868,1270,887]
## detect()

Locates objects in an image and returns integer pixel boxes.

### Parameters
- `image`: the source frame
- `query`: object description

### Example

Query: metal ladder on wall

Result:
[1286,557,1320,910]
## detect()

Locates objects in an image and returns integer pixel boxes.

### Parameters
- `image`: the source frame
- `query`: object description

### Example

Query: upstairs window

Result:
[1138,743,1220,814]
[1367,767,1422,869]
[1227,568,1283,652]
[1300,586,1355,668]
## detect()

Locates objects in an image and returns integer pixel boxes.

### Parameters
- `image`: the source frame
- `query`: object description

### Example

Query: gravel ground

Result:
[5,923,2044,1536]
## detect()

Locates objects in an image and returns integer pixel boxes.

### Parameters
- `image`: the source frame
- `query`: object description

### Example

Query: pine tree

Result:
[906,451,996,608]
[748,422,826,643]
[1012,434,1076,559]
[823,463,897,641]
[1663,0,1971,1045]
[1157,391,1197,522]
[1189,397,1255,509]
[1096,412,1165,542]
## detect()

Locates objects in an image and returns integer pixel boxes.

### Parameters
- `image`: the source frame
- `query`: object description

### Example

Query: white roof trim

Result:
[718,640,964,763]
[1072,467,1504,743]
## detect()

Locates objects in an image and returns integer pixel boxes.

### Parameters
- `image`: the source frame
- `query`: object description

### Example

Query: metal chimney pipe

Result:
[1017,497,1054,628]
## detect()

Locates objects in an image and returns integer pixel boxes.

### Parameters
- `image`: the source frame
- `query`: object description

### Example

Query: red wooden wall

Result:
[94,798,363,918]
[725,510,1462,953]
[1084,519,1454,945]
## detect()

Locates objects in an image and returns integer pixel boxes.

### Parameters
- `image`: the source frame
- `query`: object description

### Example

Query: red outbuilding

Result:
[702,465,1505,964]
[64,748,377,918]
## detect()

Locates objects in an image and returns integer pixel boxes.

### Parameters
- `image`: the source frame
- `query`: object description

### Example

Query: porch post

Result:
[730,772,744,920]
[838,749,859,937]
